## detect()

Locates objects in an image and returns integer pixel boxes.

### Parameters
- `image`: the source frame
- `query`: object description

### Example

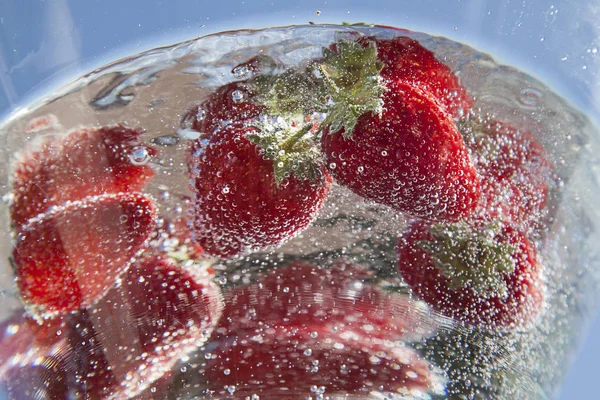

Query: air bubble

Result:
[1,193,14,204]
[517,88,542,110]
[222,186,230,194]
[231,90,245,103]
[232,65,252,79]
[177,128,202,140]
[129,146,151,165]
[151,135,179,147]
[148,99,165,109]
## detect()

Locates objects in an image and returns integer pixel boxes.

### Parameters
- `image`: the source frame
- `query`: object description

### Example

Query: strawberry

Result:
[0,254,222,399]
[188,98,332,258]
[322,80,481,222]
[10,125,157,227]
[12,192,157,314]
[397,222,545,331]
[469,121,553,236]
[203,261,443,398]
[182,81,263,138]
[317,38,480,222]
[372,35,473,117]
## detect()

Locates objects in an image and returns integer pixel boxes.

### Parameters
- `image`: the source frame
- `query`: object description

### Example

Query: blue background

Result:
[0,1,598,398]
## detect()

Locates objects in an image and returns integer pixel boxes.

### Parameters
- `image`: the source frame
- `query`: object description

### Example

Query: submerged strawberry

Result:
[397,222,545,331]
[203,261,442,398]
[0,255,222,399]
[10,125,157,227]
[372,35,473,117]
[318,39,480,221]
[322,80,480,221]
[182,81,264,137]
[188,75,332,259]
[470,121,553,235]
[12,192,157,314]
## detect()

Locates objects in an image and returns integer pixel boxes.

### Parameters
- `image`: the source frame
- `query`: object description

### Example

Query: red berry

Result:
[370,35,473,117]
[397,222,545,331]
[322,81,480,222]
[190,124,332,258]
[470,121,553,235]
[0,255,222,399]
[12,192,157,314]
[183,81,263,138]
[204,261,443,398]
[10,125,157,227]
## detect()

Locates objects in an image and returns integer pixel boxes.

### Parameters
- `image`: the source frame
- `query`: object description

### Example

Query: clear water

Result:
[0,24,599,400]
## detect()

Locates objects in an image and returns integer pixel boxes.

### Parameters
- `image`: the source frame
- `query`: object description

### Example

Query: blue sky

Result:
[0,1,599,398]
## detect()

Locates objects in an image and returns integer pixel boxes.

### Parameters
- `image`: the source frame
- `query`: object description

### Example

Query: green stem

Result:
[279,124,313,152]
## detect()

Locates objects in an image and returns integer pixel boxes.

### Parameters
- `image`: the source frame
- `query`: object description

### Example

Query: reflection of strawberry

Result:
[204,261,442,398]
[219,261,434,341]
[322,81,480,222]
[10,125,156,227]
[0,255,222,399]
[190,122,332,258]
[470,122,553,235]
[12,192,157,314]
[397,222,544,331]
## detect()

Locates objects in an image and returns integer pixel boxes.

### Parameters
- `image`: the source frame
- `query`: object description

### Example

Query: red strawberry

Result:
[321,80,480,222]
[182,81,263,138]
[203,261,443,398]
[470,121,553,235]
[12,192,157,314]
[0,255,222,399]
[364,35,473,117]
[397,222,545,331]
[190,121,332,258]
[10,125,157,227]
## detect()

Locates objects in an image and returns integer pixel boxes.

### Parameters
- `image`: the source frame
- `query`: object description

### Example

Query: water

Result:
[0,24,599,400]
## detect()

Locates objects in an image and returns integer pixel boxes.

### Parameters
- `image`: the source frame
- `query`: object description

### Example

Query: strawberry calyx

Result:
[223,36,386,184]
[317,38,385,137]
[418,223,517,299]
[247,117,324,185]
